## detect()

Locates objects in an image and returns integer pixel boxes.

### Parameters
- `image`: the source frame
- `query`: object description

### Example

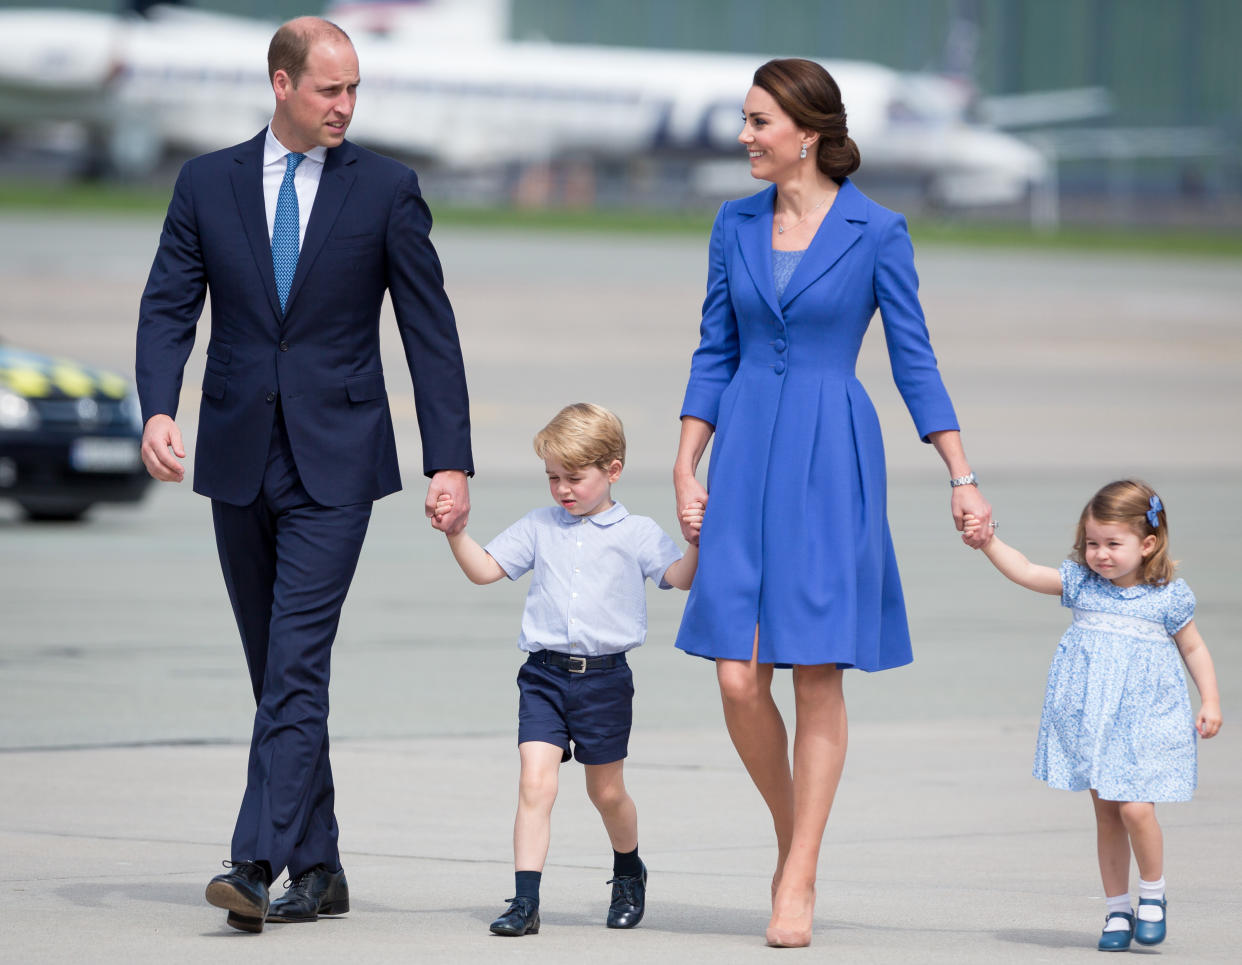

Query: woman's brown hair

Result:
[752,58,861,180]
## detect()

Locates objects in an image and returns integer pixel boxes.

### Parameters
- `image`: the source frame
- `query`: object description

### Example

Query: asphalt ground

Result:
[1,213,1239,963]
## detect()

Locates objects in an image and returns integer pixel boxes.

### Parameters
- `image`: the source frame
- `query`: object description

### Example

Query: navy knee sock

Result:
[515,870,541,903]
[612,848,642,878]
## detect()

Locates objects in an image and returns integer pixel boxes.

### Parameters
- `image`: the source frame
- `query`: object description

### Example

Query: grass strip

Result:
[3,180,1238,257]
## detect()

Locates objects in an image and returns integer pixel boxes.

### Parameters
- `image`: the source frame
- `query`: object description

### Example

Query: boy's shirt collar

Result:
[555,501,629,527]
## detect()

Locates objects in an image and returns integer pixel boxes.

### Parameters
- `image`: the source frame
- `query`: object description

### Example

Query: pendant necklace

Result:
[777,196,826,234]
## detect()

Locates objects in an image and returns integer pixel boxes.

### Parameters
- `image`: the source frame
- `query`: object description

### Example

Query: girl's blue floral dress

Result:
[1033,561,1198,802]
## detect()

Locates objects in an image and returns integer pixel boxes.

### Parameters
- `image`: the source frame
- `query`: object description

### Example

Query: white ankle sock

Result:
[1104,893,1132,930]
[1137,877,1166,921]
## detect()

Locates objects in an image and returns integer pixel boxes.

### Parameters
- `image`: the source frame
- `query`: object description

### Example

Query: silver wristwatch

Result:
[949,472,978,488]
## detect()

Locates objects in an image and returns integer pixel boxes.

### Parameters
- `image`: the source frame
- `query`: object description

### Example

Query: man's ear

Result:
[273,69,293,103]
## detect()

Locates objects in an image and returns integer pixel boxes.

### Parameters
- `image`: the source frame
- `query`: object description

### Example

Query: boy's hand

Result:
[680,499,705,546]
[432,493,455,531]
[1197,701,1222,738]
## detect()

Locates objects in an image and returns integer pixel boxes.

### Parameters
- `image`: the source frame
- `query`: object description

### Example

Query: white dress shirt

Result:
[263,125,328,245]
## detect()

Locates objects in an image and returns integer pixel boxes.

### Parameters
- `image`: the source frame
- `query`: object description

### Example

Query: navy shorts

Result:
[517,652,634,764]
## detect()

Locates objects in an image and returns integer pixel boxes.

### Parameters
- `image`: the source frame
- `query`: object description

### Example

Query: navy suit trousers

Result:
[211,408,372,878]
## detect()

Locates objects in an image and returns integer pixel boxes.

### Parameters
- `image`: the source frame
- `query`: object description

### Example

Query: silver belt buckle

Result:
[567,655,587,674]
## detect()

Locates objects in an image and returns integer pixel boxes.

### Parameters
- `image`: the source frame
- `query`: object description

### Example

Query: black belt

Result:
[529,650,627,674]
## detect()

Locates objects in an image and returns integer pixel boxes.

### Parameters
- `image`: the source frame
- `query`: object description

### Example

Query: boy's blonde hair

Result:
[533,403,626,471]
[1072,479,1175,585]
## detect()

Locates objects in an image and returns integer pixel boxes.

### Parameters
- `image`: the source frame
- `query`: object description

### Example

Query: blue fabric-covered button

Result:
[773,360,786,375]
[773,339,787,352]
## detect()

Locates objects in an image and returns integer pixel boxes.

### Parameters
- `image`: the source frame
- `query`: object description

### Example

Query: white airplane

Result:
[0,0,1090,207]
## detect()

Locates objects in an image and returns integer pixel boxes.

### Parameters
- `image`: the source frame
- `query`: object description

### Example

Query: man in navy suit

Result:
[136,17,472,933]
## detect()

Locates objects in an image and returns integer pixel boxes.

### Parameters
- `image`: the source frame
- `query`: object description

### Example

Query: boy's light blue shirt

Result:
[485,501,683,657]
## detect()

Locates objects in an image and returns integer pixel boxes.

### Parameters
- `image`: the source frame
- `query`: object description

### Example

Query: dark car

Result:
[0,343,151,520]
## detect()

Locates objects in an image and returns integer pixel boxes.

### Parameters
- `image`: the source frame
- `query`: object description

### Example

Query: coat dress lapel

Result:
[734,184,783,322]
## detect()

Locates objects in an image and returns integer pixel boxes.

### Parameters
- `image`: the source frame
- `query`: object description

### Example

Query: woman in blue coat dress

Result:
[671,59,993,947]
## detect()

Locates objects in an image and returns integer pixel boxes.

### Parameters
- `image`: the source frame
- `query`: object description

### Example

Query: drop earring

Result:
[800,143,808,159]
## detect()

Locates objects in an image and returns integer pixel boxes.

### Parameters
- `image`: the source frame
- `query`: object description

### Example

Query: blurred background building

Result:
[0,0,1238,228]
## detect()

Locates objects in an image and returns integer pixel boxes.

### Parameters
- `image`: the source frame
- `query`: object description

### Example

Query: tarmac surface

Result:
[1,212,1239,963]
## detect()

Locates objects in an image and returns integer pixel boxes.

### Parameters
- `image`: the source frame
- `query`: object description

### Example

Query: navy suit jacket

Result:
[137,129,472,507]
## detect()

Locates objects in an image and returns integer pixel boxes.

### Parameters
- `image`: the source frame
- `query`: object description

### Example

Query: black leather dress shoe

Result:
[489,896,540,936]
[605,861,646,929]
[205,860,270,933]
[266,865,350,923]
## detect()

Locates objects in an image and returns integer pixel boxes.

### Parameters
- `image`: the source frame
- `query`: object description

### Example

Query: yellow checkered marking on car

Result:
[0,359,127,399]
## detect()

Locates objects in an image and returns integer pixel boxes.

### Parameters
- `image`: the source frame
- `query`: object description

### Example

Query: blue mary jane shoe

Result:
[1097,911,1134,951]
[1134,896,1166,946]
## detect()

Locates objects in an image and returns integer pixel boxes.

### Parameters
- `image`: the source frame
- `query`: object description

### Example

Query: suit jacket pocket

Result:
[344,372,386,403]
[202,370,228,400]
[205,339,232,365]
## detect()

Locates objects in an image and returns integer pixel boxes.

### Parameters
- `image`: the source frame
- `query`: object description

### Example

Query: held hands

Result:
[955,485,993,549]
[141,414,186,483]
[431,493,454,530]
[680,498,705,546]
[427,470,470,535]
[675,473,709,544]
[961,512,994,549]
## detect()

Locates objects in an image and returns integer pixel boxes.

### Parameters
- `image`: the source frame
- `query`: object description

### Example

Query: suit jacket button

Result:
[773,360,787,375]
[279,340,289,352]
[265,392,276,403]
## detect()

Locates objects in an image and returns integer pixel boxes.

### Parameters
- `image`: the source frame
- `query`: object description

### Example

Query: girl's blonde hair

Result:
[1072,479,1174,585]
[533,403,625,471]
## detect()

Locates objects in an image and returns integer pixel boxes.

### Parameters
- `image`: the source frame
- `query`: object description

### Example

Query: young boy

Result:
[432,402,701,936]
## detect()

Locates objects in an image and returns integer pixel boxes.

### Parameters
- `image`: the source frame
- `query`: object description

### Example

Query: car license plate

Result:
[70,437,141,473]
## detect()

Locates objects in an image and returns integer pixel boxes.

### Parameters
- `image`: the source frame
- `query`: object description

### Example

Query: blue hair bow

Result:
[1147,494,1163,528]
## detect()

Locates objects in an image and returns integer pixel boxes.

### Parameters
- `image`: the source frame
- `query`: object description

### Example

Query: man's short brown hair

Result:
[267,16,352,85]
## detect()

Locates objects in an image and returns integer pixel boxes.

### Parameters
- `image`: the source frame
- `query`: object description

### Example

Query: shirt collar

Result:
[555,501,629,527]
[264,124,328,167]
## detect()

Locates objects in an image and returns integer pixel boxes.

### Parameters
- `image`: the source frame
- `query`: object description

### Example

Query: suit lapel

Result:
[228,130,283,323]
[284,142,359,317]
[779,178,867,309]
[734,185,782,322]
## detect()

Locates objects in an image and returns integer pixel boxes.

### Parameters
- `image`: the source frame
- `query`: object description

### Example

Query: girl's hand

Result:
[962,512,992,549]
[1197,701,1222,738]
[680,498,705,546]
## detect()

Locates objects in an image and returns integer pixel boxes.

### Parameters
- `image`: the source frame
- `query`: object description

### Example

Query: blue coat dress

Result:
[675,179,959,670]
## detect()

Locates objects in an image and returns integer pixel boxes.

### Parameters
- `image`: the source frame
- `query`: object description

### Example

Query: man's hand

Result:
[427,470,470,534]
[141,414,186,482]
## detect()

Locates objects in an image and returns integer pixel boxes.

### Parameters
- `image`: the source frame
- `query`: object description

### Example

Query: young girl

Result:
[963,479,1221,952]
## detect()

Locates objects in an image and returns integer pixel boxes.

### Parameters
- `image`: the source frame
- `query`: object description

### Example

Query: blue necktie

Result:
[273,152,305,313]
